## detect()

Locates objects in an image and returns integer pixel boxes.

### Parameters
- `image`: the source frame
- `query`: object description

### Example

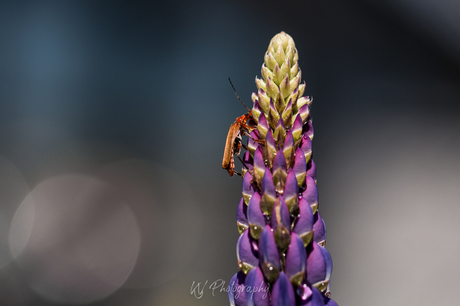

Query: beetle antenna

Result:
[228,77,252,112]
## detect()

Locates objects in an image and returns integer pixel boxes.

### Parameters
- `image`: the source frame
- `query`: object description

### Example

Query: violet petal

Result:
[243,150,254,173]
[245,267,270,306]
[272,150,288,194]
[283,129,294,167]
[298,104,310,124]
[248,130,260,157]
[271,272,296,306]
[242,171,255,206]
[304,176,318,212]
[292,197,314,246]
[285,232,306,285]
[260,168,276,216]
[264,128,276,168]
[253,146,266,188]
[313,212,326,245]
[257,111,269,141]
[228,271,247,306]
[258,225,280,283]
[247,192,266,239]
[293,148,307,189]
[237,229,259,274]
[283,170,299,212]
[237,197,249,235]
[307,159,317,182]
[252,99,262,124]
[292,114,303,143]
[300,134,312,165]
[304,118,314,140]
[306,242,332,288]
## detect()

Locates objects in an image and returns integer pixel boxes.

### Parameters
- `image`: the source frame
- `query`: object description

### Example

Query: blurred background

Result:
[0,0,459,305]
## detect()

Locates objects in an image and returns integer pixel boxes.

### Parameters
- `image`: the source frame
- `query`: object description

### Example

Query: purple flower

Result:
[227,32,338,305]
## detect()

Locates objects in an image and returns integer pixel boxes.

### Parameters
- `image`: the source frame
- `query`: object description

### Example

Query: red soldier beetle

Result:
[222,79,263,177]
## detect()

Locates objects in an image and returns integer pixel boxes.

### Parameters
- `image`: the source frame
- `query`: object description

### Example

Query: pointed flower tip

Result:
[271,272,296,306]
[272,151,287,193]
[285,232,306,285]
[245,267,270,306]
[283,170,299,212]
[271,31,295,50]
[228,271,247,306]
[237,229,259,274]
[236,197,249,234]
[306,242,333,287]
[292,197,314,246]
[260,168,276,215]
[247,192,266,239]
[242,172,255,206]
[259,225,281,283]
[313,212,327,244]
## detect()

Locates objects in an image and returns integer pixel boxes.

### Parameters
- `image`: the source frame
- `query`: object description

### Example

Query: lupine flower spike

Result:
[227,32,338,306]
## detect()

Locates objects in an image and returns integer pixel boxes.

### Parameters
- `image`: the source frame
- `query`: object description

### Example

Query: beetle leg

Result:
[249,136,266,145]
[236,155,255,177]
[237,155,249,170]
[241,129,266,146]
